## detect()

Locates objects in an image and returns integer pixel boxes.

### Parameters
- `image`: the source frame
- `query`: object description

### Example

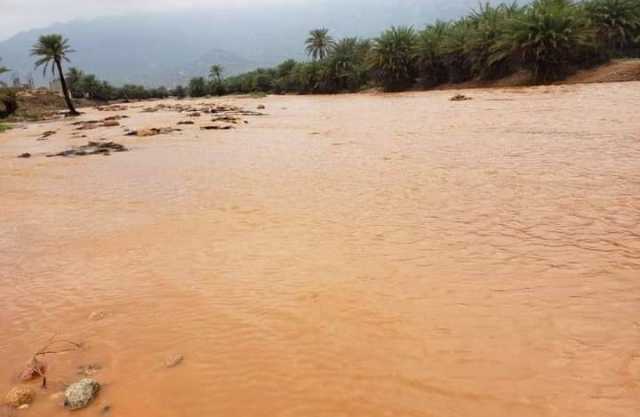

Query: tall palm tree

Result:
[209,65,224,83]
[31,34,79,115]
[305,28,335,61]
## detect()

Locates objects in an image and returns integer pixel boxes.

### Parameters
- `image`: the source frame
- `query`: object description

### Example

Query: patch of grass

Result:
[0,122,12,133]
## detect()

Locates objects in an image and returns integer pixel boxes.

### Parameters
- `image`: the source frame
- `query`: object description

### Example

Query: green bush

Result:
[0,88,18,118]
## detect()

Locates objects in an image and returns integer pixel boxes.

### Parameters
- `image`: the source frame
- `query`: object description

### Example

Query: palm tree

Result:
[369,26,419,91]
[491,0,595,83]
[209,65,224,83]
[305,28,335,61]
[583,0,640,54]
[31,34,79,115]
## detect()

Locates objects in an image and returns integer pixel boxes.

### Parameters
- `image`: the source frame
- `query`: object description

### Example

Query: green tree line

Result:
[220,0,640,93]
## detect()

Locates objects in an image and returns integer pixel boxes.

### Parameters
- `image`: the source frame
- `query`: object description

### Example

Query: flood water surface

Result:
[1,83,639,417]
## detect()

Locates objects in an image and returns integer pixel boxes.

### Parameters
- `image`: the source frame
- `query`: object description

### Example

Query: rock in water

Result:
[164,353,184,368]
[64,379,100,410]
[5,386,35,408]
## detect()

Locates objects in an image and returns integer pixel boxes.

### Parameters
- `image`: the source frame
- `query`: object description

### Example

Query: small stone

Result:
[18,404,29,410]
[164,353,184,368]
[64,379,100,410]
[18,153,31,158]
[102,120,120,127]
[257,104,265,110]
[100,404,112,415]
[4,386,35,408]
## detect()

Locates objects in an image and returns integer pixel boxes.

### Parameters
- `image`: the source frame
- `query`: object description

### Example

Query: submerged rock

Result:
[4,386,35,408]
[88,311,107,321]
[164,353,184,368]
[64,379,100,410]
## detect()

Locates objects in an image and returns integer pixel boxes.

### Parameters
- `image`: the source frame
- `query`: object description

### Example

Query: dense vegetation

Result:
[220,0,640,93]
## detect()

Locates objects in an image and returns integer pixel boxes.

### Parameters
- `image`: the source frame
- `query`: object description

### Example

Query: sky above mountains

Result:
[1,0,483,40]
[1,0,304,40]
[0,0,497,86]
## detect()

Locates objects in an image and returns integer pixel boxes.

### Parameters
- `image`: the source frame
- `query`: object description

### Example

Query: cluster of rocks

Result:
[3,379,100,411]
[46,141,128,157]
[126,127,181,137]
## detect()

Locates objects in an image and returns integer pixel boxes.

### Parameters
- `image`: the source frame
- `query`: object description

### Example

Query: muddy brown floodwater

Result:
[1,83,639,417]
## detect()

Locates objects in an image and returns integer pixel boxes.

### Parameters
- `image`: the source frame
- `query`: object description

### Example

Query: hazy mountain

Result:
[0,0,492,87]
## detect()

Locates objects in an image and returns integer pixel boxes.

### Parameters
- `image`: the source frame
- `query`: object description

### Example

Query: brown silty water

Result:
[1,83,639,417]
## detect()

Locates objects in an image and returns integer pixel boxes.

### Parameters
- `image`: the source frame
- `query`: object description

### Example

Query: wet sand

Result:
[1,83,639,417]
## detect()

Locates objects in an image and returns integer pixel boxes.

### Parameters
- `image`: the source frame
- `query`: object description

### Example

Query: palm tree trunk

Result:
[55,59,79,115]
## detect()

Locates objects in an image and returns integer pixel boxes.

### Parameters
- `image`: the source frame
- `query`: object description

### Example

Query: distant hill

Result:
[0,0,491,87]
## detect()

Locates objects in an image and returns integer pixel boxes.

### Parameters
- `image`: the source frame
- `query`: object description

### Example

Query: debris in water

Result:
[38,130,56,140]
[47,141,128,157]
[450,94,472,102]
[201,125,234,130]
[126,127,180,137]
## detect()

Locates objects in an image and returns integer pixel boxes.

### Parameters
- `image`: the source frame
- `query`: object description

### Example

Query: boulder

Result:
[64,379,100,410]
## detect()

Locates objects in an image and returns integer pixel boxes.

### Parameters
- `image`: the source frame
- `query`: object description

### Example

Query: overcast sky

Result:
[0,0,302,40]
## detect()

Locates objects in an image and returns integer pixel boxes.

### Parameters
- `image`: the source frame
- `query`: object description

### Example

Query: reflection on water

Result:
[1,83,639,417]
